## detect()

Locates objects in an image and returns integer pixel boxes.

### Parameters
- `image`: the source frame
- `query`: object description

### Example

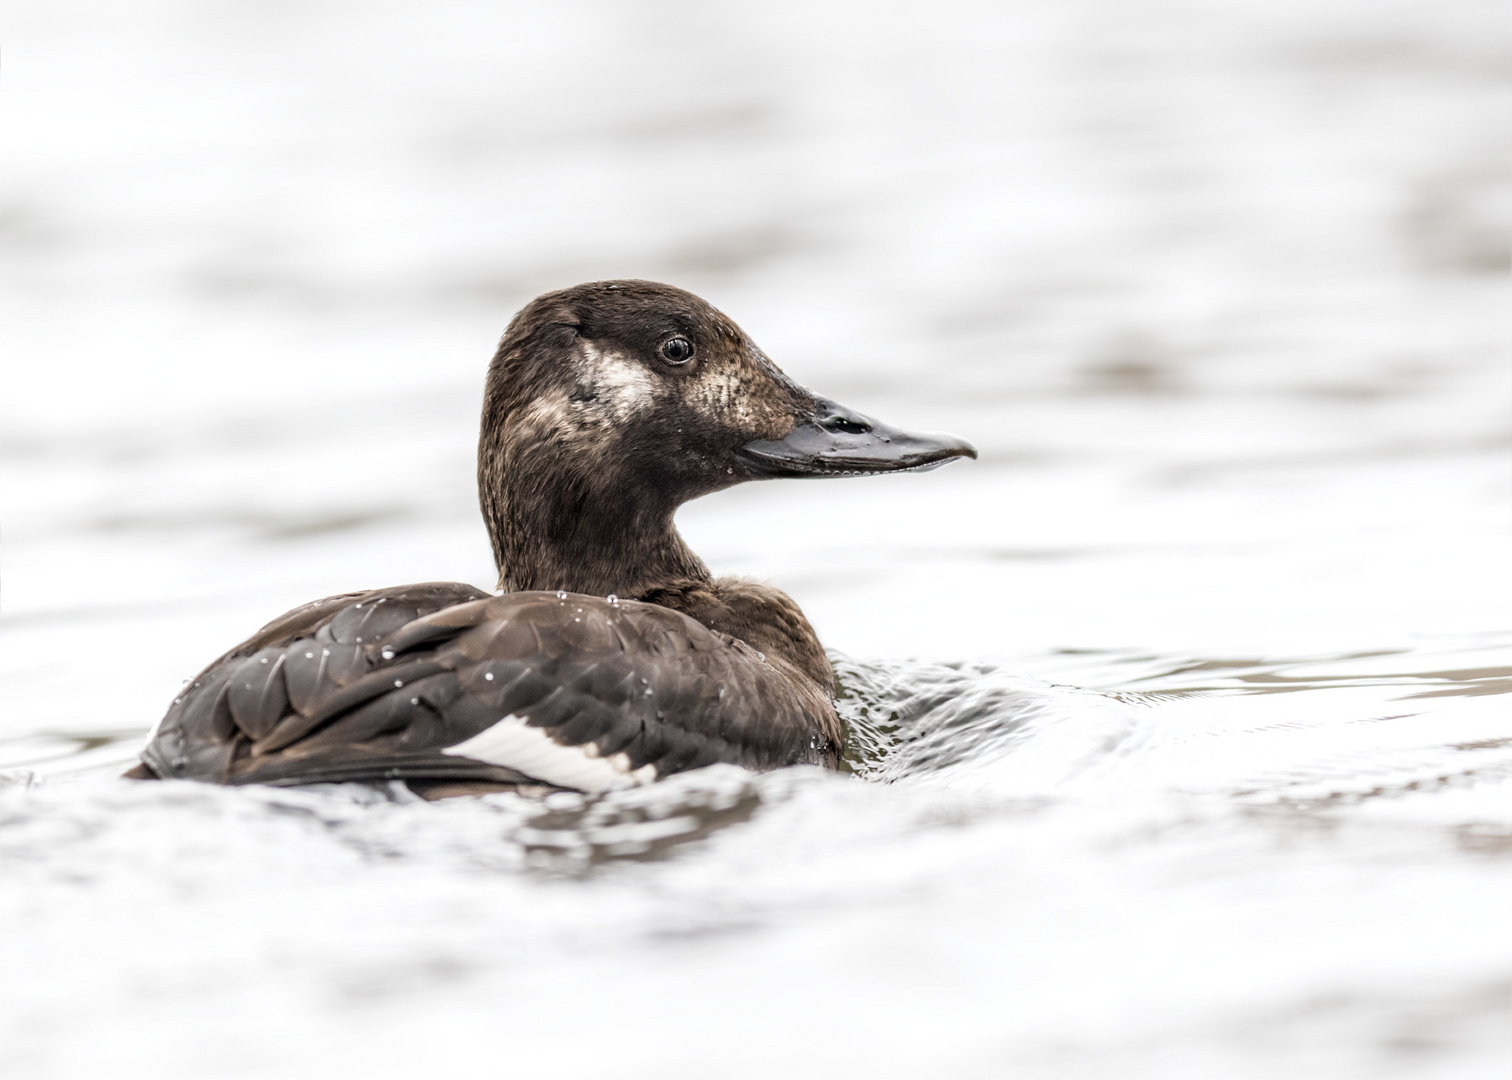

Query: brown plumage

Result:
[134,281,974,794]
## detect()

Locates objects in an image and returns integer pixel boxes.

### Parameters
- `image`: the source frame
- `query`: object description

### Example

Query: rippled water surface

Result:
[3,0,1510,1077]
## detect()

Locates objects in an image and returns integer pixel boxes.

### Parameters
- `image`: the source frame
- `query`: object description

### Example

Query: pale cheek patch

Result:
[579,342,656,422]
[443,714,658,792]
[688,370,754,427]
[688,363,794,438]
[519,391,576,438]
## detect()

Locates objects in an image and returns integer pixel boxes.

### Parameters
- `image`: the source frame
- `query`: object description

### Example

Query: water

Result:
[2,0,1510,1077]
[3,649,1509,1077]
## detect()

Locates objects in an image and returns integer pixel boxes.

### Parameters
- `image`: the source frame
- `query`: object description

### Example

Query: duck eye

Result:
[661,337,694,364]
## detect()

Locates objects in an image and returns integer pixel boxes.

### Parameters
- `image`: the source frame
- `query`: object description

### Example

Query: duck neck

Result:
[482,465,711,598]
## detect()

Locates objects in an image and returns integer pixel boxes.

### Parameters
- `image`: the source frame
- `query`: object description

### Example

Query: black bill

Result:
[738,397,977,478]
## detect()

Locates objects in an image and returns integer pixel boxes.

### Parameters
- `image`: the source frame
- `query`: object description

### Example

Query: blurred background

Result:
[2,1,1510,1077]
[5,0,1509,663]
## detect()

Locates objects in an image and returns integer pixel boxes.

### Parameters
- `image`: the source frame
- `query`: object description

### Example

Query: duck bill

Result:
[738,397,977,479]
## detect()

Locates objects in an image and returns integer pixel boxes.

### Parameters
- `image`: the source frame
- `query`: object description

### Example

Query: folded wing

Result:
[143,583,833,791]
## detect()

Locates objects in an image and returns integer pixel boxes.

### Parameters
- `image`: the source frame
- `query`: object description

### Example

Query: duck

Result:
[128,281,975,798]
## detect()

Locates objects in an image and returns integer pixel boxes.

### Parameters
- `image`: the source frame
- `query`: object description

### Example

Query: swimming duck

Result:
[130,281,975,797]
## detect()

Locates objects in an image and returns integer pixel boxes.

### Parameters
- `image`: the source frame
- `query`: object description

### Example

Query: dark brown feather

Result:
[142,582,838,790]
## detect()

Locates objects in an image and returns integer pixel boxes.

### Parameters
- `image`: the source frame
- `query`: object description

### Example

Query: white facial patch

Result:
[687,368,755,427]
[519,390,575,438]
[578,342,656,422]
[442,714,658,792]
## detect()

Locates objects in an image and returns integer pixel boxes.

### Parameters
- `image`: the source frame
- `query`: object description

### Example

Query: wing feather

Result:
[226,648,290,741]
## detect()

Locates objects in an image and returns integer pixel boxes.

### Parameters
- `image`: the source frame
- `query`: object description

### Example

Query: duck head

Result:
[479,280,976,596]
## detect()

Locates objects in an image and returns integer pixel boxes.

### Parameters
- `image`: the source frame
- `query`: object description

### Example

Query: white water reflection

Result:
[2,0,1510,1077]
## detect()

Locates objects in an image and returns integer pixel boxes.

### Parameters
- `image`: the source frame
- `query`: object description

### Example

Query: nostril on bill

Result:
[822,415,871,435]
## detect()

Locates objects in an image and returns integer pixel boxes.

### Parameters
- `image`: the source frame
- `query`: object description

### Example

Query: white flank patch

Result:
[442,714,658,793]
